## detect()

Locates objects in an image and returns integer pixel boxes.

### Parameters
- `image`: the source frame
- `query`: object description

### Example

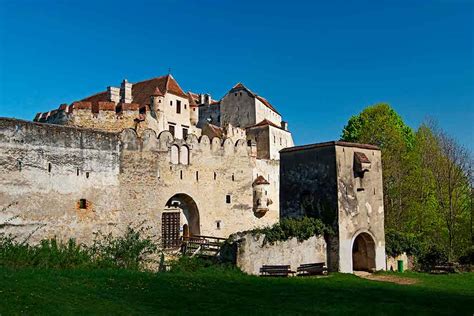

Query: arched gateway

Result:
[162,193,200,249]
[352,232,376,272]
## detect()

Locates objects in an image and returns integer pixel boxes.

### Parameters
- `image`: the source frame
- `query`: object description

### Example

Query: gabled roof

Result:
[253,175,270,186]
[246,119,285,131]
[131,74,188,104]
[229,83,280,115]
[187,92,198,107]
[80,74,188,106]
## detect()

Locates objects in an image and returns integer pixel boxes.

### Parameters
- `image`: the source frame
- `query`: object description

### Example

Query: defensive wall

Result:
[0,118,279,245]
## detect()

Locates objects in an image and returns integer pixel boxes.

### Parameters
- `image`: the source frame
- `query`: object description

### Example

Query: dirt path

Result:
[354,271,418,285]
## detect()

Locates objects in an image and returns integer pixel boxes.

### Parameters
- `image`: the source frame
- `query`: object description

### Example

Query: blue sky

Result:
[0,0,472,150]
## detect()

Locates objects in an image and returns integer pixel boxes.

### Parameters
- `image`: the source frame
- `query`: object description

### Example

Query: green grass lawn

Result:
[1,267,473,315]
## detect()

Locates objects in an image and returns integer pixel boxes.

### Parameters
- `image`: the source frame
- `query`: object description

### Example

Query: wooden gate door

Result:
[162,212,180,248]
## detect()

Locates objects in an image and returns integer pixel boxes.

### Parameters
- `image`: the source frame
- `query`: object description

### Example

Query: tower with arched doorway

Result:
[280,141,386,273]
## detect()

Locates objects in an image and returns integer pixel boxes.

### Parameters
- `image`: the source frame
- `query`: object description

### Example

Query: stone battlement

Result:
[33,101,149,123]
[0,118,255,160]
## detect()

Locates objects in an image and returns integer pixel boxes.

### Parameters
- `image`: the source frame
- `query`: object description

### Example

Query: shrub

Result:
[385,230,421,257]
[417,245,448,271]
[458,245,474,265]
[90,226,158,270]
[243,217,333,245]
[0,226,159,270]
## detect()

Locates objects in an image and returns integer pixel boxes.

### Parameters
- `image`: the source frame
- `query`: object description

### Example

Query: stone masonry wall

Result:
[231,232,327,275]
[0,118,279,245]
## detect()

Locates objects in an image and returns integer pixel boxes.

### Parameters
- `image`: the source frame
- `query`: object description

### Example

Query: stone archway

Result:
[352,232,376,272]
[162,193,200,248]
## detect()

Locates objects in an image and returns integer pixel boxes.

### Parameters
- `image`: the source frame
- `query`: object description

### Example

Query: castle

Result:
[0,74,385,273]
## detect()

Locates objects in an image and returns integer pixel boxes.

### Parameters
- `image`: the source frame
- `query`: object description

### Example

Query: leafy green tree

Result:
[341,103,415,229]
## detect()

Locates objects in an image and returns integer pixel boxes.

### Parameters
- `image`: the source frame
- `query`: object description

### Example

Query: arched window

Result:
[171,145,179,164]
[180,146,189,165]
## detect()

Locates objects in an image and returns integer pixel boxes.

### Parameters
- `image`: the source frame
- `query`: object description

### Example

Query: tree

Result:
[341,103,415,229]
[421,122,472,260]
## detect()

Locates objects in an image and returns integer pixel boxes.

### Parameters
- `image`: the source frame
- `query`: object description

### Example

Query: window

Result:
[180,170,183,180]
[76,168,79,176]
[48,163,52,173]
[176,100,181,114]
[214,172,217,180]
[216,220,221,230]
[226,195,231,204]
[86,172,90,179]
[184,104,187,109]
[169,124,175,137]
[79,199,87,209]
[196,171,199,181]
[234,93,237,96]
[170,100,173,106]
[280,137,282,146]
[232,174,235,181]
[139,106,146,115]
[273,136,276,143]
[17,160,22,172]
[182,127,188,140]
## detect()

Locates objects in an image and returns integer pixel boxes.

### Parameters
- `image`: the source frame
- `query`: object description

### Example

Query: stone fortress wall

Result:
[1,73,386,273]
[0,117,279,245]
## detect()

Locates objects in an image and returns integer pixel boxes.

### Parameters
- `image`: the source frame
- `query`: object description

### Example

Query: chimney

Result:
[120,79,133,103]
[107,86,120,104]
[199,93,211,105]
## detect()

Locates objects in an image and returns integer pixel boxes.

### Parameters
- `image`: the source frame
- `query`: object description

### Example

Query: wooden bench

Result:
[260,265,296,277]
[430,264,456,274]
[297,262,327,276]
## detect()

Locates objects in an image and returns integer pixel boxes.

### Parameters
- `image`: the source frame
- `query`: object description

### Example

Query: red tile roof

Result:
[187,92,198,107]
[246,119,284,130]
[253,175,270,186]
[80,74,187,106]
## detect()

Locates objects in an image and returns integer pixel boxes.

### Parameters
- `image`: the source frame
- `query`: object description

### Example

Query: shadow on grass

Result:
[1,268,473,315]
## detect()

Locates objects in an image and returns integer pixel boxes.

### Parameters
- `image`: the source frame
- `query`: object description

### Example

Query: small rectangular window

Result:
[226,195,231,204]
[79,199,87,209]
[182,127,188,139]
[176,100,181,113]
[216,220,221,230]
[170,100,173,106]
[169,124,175,137]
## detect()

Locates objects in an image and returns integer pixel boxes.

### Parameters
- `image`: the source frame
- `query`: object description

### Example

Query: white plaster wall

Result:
[234,233,327,275]
[268,125,294,160]
[163,93,192,139]
[255,98,281,127]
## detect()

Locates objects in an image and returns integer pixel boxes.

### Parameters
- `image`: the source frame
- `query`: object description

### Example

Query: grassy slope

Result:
[1,268,473,315]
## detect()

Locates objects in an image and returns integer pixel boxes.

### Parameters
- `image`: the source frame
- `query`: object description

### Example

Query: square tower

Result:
[280,141,385,273]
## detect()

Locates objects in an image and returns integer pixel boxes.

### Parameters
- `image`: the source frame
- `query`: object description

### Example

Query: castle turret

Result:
[252,175,272,217]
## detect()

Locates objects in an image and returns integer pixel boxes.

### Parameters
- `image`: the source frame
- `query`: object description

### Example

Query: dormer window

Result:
[354,152,371,177]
